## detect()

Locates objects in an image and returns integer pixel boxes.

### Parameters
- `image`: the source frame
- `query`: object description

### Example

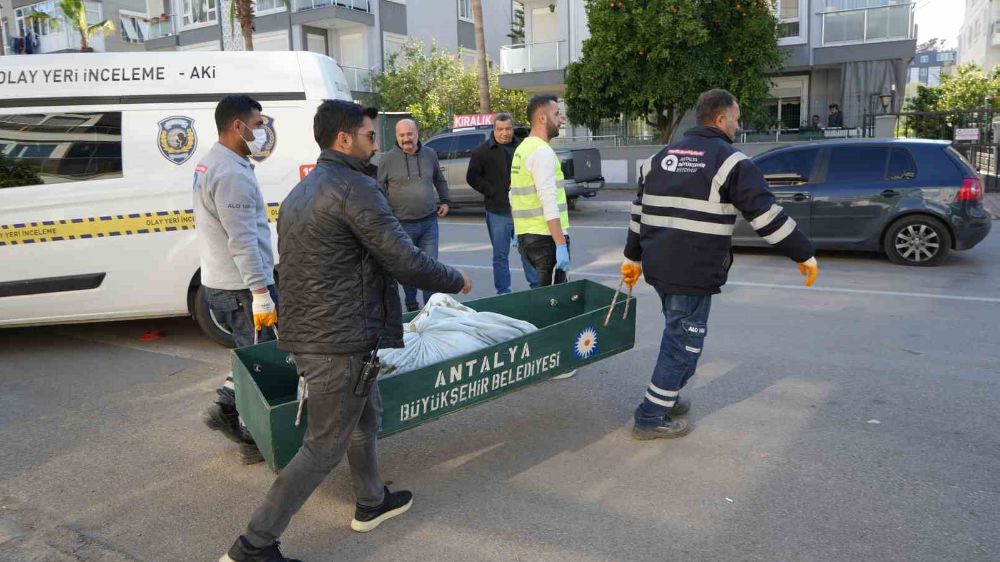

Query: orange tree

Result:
[566,0,783,142]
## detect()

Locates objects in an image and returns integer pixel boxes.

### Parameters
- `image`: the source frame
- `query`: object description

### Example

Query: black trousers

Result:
[518,234,570,287]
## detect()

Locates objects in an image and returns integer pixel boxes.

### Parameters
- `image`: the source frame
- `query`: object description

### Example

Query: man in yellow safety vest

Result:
[509,94,570,287]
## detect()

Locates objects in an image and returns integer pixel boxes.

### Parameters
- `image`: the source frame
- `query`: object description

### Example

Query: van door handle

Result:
[881,189,900,198]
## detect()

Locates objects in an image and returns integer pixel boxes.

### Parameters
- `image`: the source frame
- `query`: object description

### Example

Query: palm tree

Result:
[471,0,491,113]
[230,0,256,51]
[25,0,115,52]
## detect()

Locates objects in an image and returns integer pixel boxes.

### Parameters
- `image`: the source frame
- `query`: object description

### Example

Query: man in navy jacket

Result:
[620,89,820,440]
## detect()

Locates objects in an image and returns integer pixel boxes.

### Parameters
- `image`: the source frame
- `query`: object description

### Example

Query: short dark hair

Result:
[526,94,558,123]
[493,112,513,125]
[829,103,840,110]
[696,89,737,126]
[215,95,262,133]
[313,100,379,149]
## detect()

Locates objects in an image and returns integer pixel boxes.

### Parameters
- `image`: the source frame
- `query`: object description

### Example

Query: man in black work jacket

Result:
[619,89,820,441]
[466,113,539,293]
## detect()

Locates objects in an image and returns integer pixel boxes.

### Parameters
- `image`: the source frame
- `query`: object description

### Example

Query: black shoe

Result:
[405,303,420,313]
[238,442,264,465]
[670,398,691,417]
[350,486,413,532]
[220,536,302,562]
[203,402,244,444]
[631,418,692,441]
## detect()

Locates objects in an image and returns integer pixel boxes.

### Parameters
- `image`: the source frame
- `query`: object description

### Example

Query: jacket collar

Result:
[318,148,369,173]
[683,126,734,144]
[211,142,253,169]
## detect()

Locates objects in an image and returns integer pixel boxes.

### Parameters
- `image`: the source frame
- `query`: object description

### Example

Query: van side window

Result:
[887,148,917,180]
[0,112,123,189]
[825,146,889,184]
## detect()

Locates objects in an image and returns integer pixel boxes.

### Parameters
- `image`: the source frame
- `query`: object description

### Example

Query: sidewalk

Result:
[985,193,1000,220]
[582,189,1000,220]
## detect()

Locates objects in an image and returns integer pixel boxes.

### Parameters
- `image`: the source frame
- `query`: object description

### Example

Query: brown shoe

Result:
[631,418,692,440]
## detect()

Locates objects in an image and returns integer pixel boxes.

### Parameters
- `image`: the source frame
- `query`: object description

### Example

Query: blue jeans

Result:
[399,214,440,309]
[635,292,712,427]
[204,284,278,406]
[485,211,538,293]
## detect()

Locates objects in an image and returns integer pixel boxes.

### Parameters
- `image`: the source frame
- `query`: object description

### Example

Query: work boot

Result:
[631,418,692,441]
[220,536,302,562]
[203,402,243,444]
[350,486,413,532]
[670,398,691,417]
[238,442,264,465]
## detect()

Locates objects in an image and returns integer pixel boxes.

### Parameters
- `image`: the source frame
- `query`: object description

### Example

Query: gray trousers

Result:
[245,352,385,547]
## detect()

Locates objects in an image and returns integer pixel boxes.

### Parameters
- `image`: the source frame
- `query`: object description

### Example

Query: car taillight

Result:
[957,177,983,202]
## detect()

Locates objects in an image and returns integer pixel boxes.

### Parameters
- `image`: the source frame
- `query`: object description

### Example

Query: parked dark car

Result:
[422,125,605,206]
[733,139,992,266]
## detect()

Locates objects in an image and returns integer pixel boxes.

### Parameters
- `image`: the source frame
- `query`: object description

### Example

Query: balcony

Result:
[292,0,371,13]
[821,0,914,46]
[341,65,373,92]
[32,27,106,53]
[146,14,177,40]
[500,41,569,74]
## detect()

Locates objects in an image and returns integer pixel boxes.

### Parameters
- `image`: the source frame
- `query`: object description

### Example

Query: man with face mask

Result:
[193,94,277,465]
[510,94,570,288]
[621,89,819,441]
[220,100,471,562]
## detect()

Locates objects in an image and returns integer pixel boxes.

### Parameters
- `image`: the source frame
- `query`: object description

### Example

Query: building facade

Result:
[906,49,956,98]
[498,0,917,136]
[957,0,1000,71]
[2,0,511,100]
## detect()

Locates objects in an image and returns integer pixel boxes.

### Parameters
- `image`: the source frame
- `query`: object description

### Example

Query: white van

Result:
[0,51,353,345]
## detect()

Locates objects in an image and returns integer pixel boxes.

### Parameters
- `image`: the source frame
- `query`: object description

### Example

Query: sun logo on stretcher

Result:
[574,327,599,360]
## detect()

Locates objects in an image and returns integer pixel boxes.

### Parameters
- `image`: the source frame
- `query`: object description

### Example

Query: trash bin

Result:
[233,279,637,471]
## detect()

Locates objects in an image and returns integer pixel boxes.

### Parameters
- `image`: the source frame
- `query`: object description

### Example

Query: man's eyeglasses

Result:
[354,130,377,142]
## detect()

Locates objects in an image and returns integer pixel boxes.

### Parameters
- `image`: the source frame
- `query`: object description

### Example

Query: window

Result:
[919,67,929,82]
[458,0,471,21]
[182,0,217,28]
[825,146,889,183]
[255,0,284,13]
[424,137,455,160]
[15,1,58,37]
[774,0,801,39]
[765,97,802,131]
[757,149,818,184]
[119,11,147,43]
[451,133,484,158]
[0,112,123,189]
[919,55,929,63]
[887,148,917,180]
[383,32,407,66]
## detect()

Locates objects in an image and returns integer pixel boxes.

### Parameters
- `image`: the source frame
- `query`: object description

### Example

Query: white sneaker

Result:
[551,370,577,380]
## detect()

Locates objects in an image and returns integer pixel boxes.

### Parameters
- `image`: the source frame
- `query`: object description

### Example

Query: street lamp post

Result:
[0,1,10,56]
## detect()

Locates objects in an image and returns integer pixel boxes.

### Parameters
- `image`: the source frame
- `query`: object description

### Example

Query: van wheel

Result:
[883,215,951,266]
[192,285,235,348]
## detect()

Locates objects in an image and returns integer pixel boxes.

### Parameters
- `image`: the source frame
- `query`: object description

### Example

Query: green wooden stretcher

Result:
[233,279,636,471]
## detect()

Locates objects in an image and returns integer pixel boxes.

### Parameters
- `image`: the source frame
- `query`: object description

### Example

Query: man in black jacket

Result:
[221,100,472,562]
[466,113,539,293]
[620,89,819,441]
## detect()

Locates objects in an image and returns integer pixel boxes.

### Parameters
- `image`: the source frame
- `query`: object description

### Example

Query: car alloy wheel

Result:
[894,223,941,263]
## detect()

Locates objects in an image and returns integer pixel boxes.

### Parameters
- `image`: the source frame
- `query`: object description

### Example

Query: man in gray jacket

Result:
[193,94,277,465]
[377,119,450,312]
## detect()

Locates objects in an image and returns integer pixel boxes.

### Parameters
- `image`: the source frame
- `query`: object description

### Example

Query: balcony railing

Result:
[341,65,373,92]
[292,0,371,12]
[500,40,569,74]
[146,14,177,39]
[822,1,914,46]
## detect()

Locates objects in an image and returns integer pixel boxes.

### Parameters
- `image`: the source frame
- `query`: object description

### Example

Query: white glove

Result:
[251,290,278,331]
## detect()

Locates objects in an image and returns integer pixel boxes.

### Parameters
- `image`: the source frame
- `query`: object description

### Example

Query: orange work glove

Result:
[620,259,642,288]
[251,290,278,331]
[797,257,819,287]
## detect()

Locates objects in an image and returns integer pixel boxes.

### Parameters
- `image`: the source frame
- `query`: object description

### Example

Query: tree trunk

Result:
[79,25,90,52]
[650,107,686,144]
[472,0,491,113]
[238,0,254,51]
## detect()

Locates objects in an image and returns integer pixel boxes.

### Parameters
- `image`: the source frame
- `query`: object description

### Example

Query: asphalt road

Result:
[2,205,999,562]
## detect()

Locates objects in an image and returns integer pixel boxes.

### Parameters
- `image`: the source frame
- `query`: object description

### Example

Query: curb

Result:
[574,199,632,212]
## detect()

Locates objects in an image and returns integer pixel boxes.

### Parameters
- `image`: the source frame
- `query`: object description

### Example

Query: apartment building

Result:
[905,48,956,99]
[957,0,1000,70]
[2,0,511,100]
[498,0,916,135]
[4,0,153,54]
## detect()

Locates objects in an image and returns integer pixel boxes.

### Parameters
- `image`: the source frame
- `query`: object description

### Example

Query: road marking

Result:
[446,264,1000,304]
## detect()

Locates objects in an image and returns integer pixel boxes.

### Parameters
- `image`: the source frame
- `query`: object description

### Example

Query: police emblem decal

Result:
[573,327,599,360]
[250,115,277,163]
[157,116,197,165]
